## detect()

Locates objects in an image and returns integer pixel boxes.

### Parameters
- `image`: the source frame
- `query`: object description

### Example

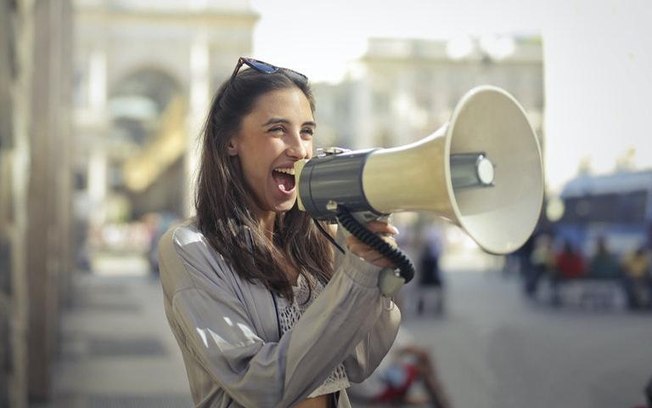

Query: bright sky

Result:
[250,0,544,83]
[250,0,652,194]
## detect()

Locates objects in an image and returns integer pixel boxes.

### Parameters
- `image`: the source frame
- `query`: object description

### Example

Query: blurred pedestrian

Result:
[622,245,651,309]
[588,236,620,279]
[524,233,554,298]
[555,239,586,280]
[143,211,180,277]
[550,239,585,305]
[349,328,452,407]
[579,236,622,308]
[416,223,445,315]
[505,231,535,278]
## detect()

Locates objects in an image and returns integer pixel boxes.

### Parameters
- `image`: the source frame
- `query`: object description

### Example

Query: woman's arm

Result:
[342,298,401,383]
[160,224,399,407]
[331,223,402,382]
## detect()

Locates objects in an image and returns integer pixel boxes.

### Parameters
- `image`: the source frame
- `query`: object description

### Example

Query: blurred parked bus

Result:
[549,169,652,258]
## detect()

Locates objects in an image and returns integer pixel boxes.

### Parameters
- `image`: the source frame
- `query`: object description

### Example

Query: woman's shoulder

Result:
[158,217,215,270]
[160,217,233,263]
[158,217,240,295]
[161,217,200,242]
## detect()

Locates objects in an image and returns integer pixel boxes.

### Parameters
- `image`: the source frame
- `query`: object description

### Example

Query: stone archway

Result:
[108,68,180,149]
[106,68,186,220]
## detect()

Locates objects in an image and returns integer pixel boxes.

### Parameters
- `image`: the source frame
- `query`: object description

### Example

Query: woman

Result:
[158,57,402,408]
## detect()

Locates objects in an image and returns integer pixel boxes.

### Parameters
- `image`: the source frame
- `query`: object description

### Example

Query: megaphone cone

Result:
[296,85,544,255]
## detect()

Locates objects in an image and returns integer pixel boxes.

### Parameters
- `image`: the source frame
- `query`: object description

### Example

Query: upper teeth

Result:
[275,168,295,175]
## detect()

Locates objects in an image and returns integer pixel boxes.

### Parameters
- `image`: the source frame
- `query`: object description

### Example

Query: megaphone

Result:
[294,85,544,256]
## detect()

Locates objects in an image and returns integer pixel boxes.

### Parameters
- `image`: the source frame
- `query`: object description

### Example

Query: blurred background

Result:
[1,0,651,407]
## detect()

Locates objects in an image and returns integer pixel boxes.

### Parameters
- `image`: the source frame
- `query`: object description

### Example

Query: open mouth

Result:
[272,167,296,192]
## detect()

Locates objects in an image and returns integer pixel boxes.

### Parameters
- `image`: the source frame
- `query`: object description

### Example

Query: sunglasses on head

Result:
[230,57,308,82]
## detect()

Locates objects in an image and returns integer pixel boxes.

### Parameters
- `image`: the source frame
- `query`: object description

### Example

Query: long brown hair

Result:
[195,67,334,301]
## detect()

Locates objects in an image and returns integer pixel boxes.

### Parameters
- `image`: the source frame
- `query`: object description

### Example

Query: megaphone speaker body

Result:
[296,85,544,255]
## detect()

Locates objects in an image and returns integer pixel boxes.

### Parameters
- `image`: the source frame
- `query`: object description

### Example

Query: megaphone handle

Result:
[335,206,415,284]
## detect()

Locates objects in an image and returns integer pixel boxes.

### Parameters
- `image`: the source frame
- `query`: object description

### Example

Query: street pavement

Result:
[400,269,652,408]
[35,253,194,408]
[38,252,652,408]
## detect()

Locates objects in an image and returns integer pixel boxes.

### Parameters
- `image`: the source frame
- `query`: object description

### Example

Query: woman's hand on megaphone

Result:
[345,220,400,269]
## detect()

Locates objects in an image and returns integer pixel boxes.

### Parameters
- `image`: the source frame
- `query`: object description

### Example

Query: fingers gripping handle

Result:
[335,206,414,296]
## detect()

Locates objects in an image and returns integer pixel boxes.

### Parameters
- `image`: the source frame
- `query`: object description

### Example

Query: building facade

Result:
[314,36,544,152]
[73,0,259,227]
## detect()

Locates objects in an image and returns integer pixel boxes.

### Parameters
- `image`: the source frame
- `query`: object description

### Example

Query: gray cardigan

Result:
[158,220,401,408]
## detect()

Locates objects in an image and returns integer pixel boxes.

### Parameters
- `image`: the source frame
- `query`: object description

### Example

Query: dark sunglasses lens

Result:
[246,59,278,74]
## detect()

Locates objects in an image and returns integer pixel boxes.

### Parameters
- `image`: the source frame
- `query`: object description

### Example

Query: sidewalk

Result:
[34,250,499,408]
[36,253,193,408]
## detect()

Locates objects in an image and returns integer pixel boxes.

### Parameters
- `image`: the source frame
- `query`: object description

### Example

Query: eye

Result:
[301,127,315,139]
[268,126,285,135]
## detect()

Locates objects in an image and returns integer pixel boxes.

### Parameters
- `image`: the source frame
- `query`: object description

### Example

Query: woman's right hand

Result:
[345,220,400,269]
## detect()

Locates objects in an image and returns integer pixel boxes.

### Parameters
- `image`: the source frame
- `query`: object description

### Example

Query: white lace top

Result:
[276,273,350,398]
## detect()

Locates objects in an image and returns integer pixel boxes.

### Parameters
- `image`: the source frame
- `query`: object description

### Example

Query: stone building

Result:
[73,0,259,226]
[314,36,544,151]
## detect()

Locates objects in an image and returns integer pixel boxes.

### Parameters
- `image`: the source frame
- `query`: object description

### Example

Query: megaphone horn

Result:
[295,85,544,255]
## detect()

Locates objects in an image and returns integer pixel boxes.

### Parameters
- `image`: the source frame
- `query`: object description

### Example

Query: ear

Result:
[226,138,238,156]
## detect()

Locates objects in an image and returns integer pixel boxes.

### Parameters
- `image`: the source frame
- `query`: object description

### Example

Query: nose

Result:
[286,135,309,159]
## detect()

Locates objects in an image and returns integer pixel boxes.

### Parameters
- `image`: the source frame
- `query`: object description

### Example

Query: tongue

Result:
[273,172,295,192]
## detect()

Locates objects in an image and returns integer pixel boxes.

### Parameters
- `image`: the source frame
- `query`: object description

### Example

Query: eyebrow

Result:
[262,117,317,128]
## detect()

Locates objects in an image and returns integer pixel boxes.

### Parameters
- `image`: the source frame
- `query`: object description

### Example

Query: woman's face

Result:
[228,86,315,216]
